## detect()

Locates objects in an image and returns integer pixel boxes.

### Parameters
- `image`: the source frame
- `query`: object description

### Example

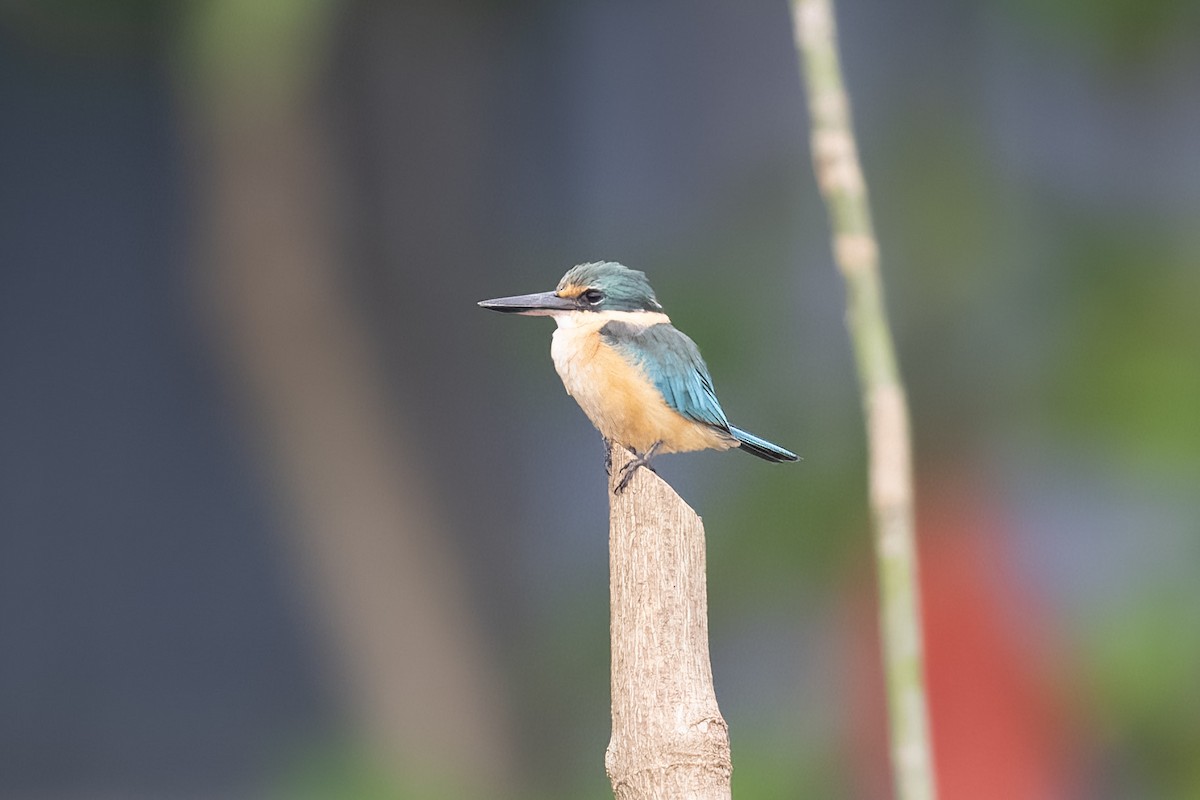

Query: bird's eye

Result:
[581,289,604,305]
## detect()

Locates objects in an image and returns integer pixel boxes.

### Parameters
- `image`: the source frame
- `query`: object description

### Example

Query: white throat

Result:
[551,309,672,329]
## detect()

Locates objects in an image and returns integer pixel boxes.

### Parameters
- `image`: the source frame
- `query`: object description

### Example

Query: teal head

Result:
[477,261,664,316]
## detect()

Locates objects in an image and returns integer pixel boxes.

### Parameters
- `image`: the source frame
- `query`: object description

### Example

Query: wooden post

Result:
[605,447,733,799]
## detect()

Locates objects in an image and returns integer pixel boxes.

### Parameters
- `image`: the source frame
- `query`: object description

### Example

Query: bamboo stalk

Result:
[789,1,937,798]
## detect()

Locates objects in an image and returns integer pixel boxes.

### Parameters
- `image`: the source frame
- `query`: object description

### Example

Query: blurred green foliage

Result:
[1085,591,1200,798]
[1047,222,1200,469]
[0,0,165,49]
[1000,0,1199,64]
[176,0,337,104]
[276,744,483,800]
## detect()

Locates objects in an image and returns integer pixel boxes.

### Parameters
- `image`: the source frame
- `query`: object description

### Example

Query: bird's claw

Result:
[614,460,639,494]
[611,442,661,495]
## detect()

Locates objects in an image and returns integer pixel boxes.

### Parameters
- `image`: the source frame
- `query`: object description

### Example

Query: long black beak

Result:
[477,291,577,315]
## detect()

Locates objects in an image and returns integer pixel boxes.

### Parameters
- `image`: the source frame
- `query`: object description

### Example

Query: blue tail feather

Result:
[729,426,799,463]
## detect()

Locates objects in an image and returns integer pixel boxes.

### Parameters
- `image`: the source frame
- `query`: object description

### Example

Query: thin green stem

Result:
[789,1,937,798]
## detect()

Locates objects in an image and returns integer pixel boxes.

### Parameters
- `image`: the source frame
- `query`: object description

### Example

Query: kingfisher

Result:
[479,261,798,493]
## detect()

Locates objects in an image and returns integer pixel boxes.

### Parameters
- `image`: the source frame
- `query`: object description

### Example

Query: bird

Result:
[478,261,799,493]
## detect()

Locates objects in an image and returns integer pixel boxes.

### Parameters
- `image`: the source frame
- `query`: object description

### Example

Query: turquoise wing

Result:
[599,321,731,431]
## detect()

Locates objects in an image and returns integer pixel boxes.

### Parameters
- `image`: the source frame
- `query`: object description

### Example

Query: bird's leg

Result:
[614,441,662,495]
[603,437,614,476]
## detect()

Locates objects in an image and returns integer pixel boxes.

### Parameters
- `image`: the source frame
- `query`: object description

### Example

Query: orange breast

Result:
[551,319,734,455]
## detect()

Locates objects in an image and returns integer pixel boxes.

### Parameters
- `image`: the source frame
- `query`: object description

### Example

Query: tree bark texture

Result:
[606,447,732,799]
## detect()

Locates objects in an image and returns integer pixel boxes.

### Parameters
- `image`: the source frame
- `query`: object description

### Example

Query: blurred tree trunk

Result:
[605,447,732,799]
[173,1,514,793]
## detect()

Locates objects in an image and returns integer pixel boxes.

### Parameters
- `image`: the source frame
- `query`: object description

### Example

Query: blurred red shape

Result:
[843,475,1083,800]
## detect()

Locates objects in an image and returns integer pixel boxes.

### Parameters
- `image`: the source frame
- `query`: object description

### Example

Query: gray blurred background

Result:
[2,0,1199,797]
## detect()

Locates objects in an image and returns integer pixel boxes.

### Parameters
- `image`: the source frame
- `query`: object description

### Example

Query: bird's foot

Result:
[603,438,614,476]
[613,442,662,495]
